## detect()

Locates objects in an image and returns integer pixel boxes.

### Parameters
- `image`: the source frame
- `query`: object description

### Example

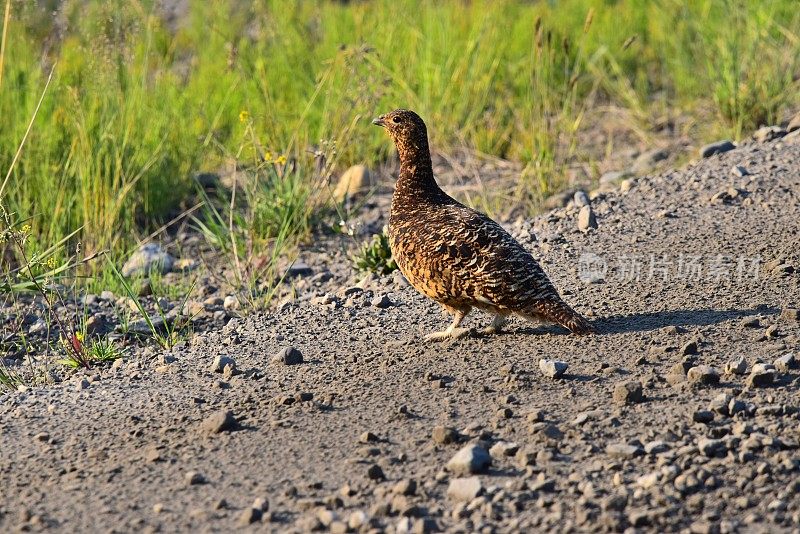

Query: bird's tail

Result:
[528,299,597,335]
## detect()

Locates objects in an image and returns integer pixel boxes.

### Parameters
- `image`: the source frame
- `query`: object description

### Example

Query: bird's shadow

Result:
[598,305,778,335]
[513,305,778,336]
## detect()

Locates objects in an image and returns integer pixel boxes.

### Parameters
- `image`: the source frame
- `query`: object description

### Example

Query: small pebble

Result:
[392,479,417,496]
[709,393,733,415]
[773,353,796,372]
[693,410,714,424]
[210,354,236,374]
[681,340,699,355]
[728,398,747,416]
[741,317,761,328]
[644,440,668,455]
[539,359,568,379]
[573,190,590,207]
[432,426,459,445]
[620,178,635,192]
[725,356,748,375]
[780,308,799,322]
[185,471,206,486]
[237,507,262,526]
[371,294,393,308]
[765,324,779,338]
[200,410,238,434]
[606,443,643,458]
[317,509,337,528]
[687,365,720,385]
[489,441,520,458]
[359,431,379,443]
[746,364,775,388]
[223,295,240,311]
[577,205,598,231]
[144,446,162,462]
[730,165,749,177]
[446,444,492,475]
[447,477,483,502]
[700,140,735,158]
[612,380,643,405]
[496,407,513,419]
[697,438,726,458]
[366,464,385,481]
[348,511,367,530]
[273,346,303,365]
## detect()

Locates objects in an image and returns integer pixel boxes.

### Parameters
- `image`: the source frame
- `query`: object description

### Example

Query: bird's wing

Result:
[423,204,559,309]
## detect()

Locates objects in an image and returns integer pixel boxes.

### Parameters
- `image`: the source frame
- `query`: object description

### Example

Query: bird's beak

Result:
[372,116,386,127]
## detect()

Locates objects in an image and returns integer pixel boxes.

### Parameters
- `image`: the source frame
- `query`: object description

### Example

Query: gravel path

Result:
[2,135,799,533]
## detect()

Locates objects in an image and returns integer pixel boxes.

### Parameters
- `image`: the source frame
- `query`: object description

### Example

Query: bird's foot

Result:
[425,327,473,342]
[477,315,506,337]
[477,325,502,336]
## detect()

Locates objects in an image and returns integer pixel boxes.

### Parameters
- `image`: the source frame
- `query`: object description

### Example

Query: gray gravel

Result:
[1,138,799,532]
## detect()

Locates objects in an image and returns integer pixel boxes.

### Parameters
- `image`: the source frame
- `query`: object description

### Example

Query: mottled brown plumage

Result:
[373,109,595,340]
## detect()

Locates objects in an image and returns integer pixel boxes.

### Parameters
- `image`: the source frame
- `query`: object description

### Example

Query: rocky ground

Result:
[1,126,800,533]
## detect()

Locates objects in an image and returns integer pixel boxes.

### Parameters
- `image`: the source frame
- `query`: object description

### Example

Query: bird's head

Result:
[372,109,430,164]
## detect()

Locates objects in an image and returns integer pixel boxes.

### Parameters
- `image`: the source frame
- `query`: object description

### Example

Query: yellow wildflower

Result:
[276,155,287,165]
[21,224,31,233]
[46,256,57,269]
[76,331,85,343]
[239,110,250,123]
[264,151,273,163]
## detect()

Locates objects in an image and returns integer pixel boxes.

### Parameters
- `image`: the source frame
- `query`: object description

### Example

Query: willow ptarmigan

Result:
[372,109,596,341]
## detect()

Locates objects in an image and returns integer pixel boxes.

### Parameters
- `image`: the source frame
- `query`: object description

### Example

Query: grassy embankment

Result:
[1,0,798,292]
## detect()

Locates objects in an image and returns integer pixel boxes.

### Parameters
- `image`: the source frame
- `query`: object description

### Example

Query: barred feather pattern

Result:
[378,109,595,335]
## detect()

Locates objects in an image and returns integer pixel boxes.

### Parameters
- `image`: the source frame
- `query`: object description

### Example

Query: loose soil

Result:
[1,134,799,533]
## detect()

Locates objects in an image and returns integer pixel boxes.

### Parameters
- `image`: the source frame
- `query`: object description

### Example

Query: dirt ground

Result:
[1,133,800,533]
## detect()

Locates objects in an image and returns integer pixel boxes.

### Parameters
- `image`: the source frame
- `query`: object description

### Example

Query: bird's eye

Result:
[392,116,401,124]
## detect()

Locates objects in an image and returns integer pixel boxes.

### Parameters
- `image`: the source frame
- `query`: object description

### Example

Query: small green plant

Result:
[0,362,23,390]
[85,337,123,364]
[352,229,397,276]
[107,258,188,350]
[1,208,91,368]
[56,332,124,369]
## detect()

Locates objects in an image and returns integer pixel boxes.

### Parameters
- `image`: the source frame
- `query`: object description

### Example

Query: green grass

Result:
[56,333,124,369]
[0,0,798,282]
[0,348,24,390]
[353,228,398,276]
